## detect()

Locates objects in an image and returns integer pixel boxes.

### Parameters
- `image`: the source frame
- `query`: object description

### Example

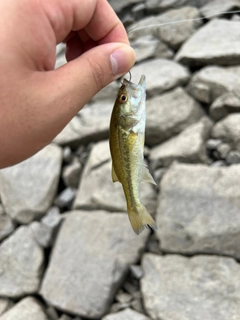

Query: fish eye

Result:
[119,93,128,103]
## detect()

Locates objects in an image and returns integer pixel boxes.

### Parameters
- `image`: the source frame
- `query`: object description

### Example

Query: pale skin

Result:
[0,0,135,168]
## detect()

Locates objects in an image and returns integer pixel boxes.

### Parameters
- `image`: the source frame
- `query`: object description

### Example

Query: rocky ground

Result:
[1,0,240,319]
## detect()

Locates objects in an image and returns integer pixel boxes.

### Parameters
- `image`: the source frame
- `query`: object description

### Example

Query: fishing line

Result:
[128,10,240,35]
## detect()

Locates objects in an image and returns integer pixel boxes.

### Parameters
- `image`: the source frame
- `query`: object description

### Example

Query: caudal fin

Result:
[128,204,158,235]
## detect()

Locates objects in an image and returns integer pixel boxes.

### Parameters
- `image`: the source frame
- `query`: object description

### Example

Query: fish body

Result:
[109,75,158,234]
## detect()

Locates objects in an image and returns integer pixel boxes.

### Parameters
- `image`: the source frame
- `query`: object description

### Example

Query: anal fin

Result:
[112,164,119,183]
[142,165,156,185]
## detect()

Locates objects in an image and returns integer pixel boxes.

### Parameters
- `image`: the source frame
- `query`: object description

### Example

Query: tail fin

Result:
[128,204,158,235]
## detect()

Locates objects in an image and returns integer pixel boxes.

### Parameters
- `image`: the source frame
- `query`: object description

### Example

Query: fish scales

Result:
[109,75,157,235]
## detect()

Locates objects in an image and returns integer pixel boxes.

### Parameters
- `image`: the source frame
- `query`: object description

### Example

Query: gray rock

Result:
[211,160,226,167]
[54,188,76,210]
[30,221,53,248]
[141,253,240,320]
[62,146,73,163]
[116,291,132,304]
[41,206,62,230]
[156,162,240,258]
[200,0,240,19]
[62,159,82,189]
[187,66,240,104]
[40,210,149,318]
[146,87,204,146]
[91,81,119,102]
[176,19,240,66]
[216,143,231,159]
[45,306,59,320]
[130,59,190,97]
[130,265,143,280]
[73,140,157,216]
[0,144,62,224]
[0,226,44,297]
[0,215,15,242]
[53,100,113,147]
[226,150,240,164]
[210,91,240,121]
[130,36,173,63]
[132,3,146,20]
[145,0,209,13]
[55,43,66,69]
[0,297,48,320]
[58,316,72,320]
[211,114,240,151]
[149,116,212,167]
[0,299,13,316]
[108,0,142,13]
[129,7,202,50]
[102,308,150,320]
[156,7,202,50]
[206,138,222,150]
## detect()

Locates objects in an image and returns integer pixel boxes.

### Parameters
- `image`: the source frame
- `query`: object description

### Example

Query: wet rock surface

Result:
[2,2,240,320]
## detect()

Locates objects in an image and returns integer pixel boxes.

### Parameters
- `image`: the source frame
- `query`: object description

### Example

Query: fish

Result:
[109,75,158,235]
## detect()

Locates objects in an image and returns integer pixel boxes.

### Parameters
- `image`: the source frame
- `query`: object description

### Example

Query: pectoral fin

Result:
[142,165,156,185]
[112,165,119,183]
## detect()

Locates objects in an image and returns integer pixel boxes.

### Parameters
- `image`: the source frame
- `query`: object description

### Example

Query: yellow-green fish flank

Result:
[109,75,158,235]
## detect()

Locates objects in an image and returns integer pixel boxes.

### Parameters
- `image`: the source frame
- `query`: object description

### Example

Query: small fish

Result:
[109,75,158,235]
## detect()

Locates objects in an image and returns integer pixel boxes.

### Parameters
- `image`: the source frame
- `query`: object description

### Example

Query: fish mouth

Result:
[122,74,146,91]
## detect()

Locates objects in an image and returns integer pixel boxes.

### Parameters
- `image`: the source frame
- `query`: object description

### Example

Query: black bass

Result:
[109,75,158,235]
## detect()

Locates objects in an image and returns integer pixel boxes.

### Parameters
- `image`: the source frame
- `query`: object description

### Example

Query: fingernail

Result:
[110,48,135,77]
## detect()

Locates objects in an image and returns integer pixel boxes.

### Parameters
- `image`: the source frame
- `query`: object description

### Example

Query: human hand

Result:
[0,0,135,168]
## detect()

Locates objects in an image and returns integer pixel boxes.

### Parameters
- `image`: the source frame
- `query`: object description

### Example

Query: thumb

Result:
[48,42,135,112]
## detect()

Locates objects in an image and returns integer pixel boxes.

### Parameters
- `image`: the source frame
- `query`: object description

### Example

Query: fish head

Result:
[116,75,146,116]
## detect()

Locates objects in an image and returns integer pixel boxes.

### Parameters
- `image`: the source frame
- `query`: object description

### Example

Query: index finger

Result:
[46,0,129,45]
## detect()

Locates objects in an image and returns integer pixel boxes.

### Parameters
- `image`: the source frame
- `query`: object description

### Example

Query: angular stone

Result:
[30,221,53,248]
[41,206,62,230]
[40,210,149,318]
[141,254,240,320]
[130,36,173,63]
[149,116,212,167]
[73,141,157,216]
[145,0,209,13]
[58,316,72,320]
[62,159,82,189]
[226,150,240,165]
[102,308,150,320]
[53,100,113,147]
[200,0,240,19]
[210,92,240,121]
[108,0,142,13]
[0,297,48,320]
[187,66,240,104]
[176,20,240,66]
[54,188,76,210]
[155,7,202,50]
[0,226,44,297]
[0,215,15,242]
[211,114,240,151]
[146,87,204,146]
[0,144,62,224]
[130,59,190,98]
[156,162,240,258]
[91,81,119,103]
[0,299,13,316]
[129,6,202,50]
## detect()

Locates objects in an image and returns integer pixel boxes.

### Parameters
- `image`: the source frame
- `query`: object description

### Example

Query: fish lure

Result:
[109,75,158,234]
